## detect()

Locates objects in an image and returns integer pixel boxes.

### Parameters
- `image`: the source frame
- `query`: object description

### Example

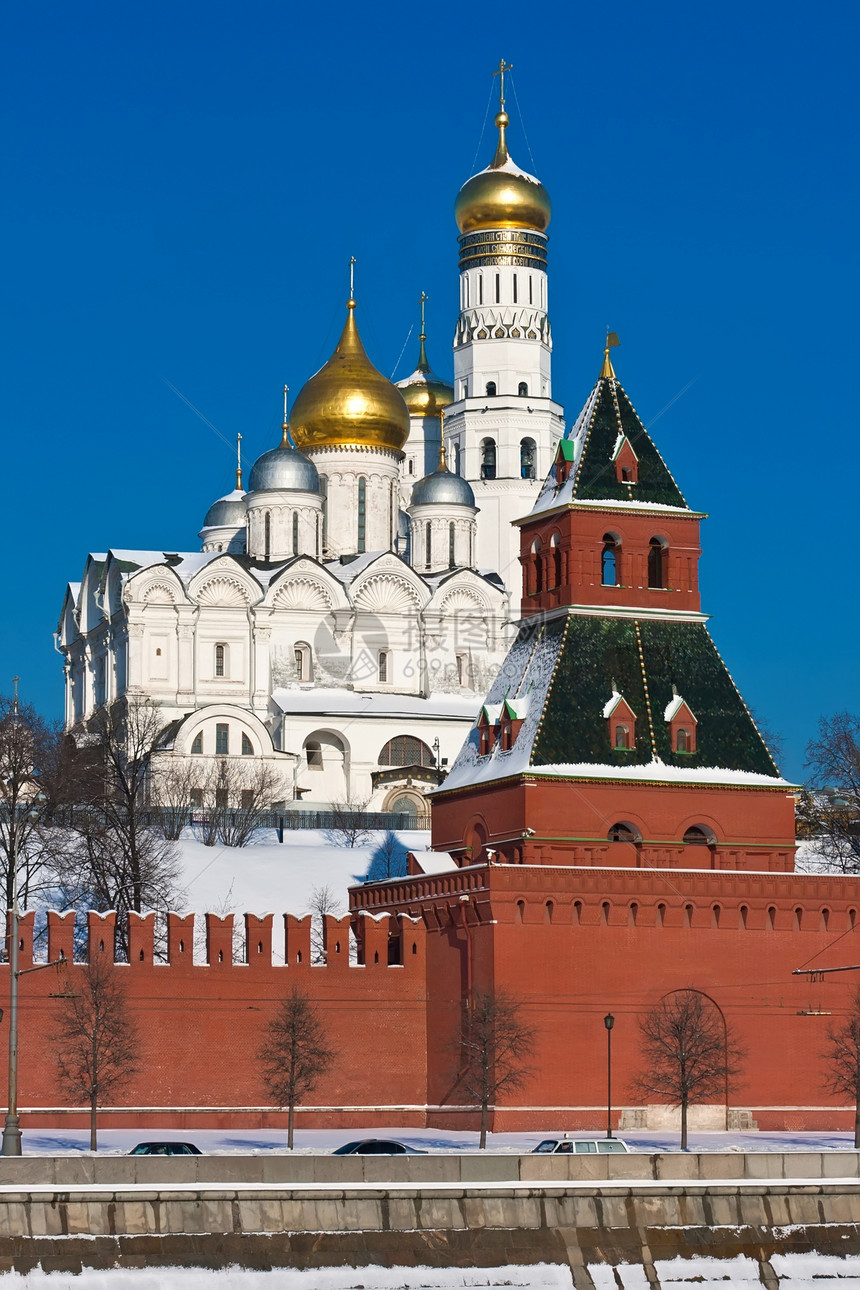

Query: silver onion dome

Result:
[202,490,246,529]
[411,467,476,509]
[248,444,320,494]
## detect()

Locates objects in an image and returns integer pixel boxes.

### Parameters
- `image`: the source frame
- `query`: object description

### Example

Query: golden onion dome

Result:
[455,111,551,235]
[396,334,454,417]
[290,300,410,454]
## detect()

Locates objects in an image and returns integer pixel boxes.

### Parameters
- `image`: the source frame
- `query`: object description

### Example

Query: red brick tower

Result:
[430,339,796,871]
[351,345,857,1134]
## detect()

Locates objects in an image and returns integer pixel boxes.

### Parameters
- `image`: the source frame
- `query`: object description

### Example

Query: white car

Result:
[532,1137,630,1154]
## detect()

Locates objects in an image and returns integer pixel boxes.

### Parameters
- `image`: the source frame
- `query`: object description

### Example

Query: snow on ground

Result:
[175,829,430,920]
[0,1270,572,1288]
[15,1127,860,1156]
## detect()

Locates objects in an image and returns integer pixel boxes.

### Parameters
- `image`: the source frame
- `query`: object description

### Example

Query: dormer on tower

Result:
[603,689,637,751]
[665,689,697,754]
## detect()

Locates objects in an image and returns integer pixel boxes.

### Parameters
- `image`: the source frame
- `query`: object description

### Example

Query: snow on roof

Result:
[504,695,530,721]
[527,761,794,788]
[602,690,622,719]
[326,551,390,585]
[442,620,566,793]
[480,703,503,724]
[272,687,480,721]
[405,850,458,876]
[472,154,542,185]
[664,693,694,722]
[529,383,601,517]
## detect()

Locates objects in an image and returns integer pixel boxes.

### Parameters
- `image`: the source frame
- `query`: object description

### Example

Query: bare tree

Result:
[151,757,200,840]
[631,989,744,1150]
[450,990,536,1149]
[804,713,860,873]
[52,956,140,1150]
[307,885,343,964]
[0,694,69,914]
[64,694,183,956]
[325,795,373,848]
[823,987,860,1148]
[258,987,335,1148]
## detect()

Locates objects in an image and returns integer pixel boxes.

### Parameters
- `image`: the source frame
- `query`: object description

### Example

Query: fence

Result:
[51,805,432,836]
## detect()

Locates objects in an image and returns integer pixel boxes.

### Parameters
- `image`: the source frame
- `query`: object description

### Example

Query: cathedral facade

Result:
[57,104,563,812]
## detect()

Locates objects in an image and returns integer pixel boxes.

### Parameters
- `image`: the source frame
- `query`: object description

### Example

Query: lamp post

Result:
[604,1013,615,1139]
[1,792,46,1157]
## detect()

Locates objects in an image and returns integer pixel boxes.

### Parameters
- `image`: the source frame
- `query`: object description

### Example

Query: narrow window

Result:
[190,732,203,754]
[518,382,528,398]
[544,899,553,923]
[465,276,469,307]
[241,733,253,755]
[378,650,388,683]
[357,477,366,553]
[677,728,690,753]
[531,539,543,595]
[295,646,304,680]
[306,740,323,769]
[449,522,455,568]
[767,906,776,930]
[512,273,518,303]
[648,537,665,589]
[495,273,500,303]
[601,535,619,586]
[240,789,254,809]
[573,900,583,925]
[740,905,749,929]
[190,788,203,808]
[529,275,533,304]
[453,442,461,475]
[614,725,629,750]
[621,466,633,482]
[264,512,271,560]
[456,654,465,686]
[315,513,320,559]
[320,477,327,552]
[481,438,496,480]
[656,903,666,927]
[551,539,561,588]
[292,511,299,555]
[478,275,483,305]
[215,643,226,678]
[486,381,496,397]
[425,521,432,568]
[408,459,414,475]
[215,723,229,755]
[520,437,536,479]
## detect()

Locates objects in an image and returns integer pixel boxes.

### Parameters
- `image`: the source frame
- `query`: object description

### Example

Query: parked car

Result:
[128,1141,202,1156]
[532,1137,629,1154]
[332,1139,427,1155]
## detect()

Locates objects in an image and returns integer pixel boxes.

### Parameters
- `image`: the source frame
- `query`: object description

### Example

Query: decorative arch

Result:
[353,574,422,615]
[378,736,434,768]
[196,576,252,608]
[273,578,333,612]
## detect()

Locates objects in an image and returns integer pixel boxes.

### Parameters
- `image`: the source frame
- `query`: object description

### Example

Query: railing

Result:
[51,805,431,835]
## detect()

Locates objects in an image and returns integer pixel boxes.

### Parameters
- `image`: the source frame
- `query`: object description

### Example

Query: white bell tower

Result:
[443,63,564,590]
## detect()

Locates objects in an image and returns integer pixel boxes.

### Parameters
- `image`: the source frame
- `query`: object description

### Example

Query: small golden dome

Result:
[397,335,454,417]
[290,301,410,454]
[455,111,551,235]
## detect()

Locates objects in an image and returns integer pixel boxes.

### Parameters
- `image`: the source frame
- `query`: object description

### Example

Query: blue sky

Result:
[2,0,856,782]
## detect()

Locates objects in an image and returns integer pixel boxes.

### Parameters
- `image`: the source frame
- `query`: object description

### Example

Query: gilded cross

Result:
[11,677,19,713]
[419,291,428,336]
[349,256,356,299]
[283,384,289,423]
[493,58,513,110]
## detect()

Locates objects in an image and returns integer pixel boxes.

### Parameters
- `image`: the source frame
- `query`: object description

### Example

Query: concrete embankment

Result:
[0,1154,858,1283]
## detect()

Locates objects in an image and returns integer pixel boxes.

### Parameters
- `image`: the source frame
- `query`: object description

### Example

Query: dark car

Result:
[332,1139,426,1155]
[532,1137,629,1154]
[128,1141,202,1156]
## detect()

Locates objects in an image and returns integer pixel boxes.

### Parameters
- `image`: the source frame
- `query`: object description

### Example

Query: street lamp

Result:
[2,792,46,1157]
[604,1013,615,1140]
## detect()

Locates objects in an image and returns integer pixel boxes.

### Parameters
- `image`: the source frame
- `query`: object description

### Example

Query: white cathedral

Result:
[57,93,565,816]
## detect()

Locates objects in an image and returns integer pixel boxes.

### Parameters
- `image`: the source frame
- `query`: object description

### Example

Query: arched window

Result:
[378,736,434,767]
[294,642,312,682]
[190,732,203,755]
[550,533,561,589]
[264,512,271,560]
[485,381,497,398]
[449,522,456,568]
[378,650,388,683]
[608,822,637,842]
[516,900,525,924]
[214,643,227,678]
[518,382,528,397]
[241,732,253,755]
[648,537,666,589]
[357,477,367,553]
[767,905,776,930]
[320,476,327,552]
[292,511,299,555]
[683,826,711,845]
[453,442,461,475]
[425,521,432,568]
[315,513,320,559]
[215,723,229,755]
[512,273,518,303]
[544,900,554,923]
[305,739,323,769]
[531,538,543,594]
[481,438,496,480]
[520,437,536,480]
[408,459,414,475]
[614,724,630,749]
[677,728,691,752]
[601,534,619,586]
[478,274,483,305]
[494,273,500,303]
